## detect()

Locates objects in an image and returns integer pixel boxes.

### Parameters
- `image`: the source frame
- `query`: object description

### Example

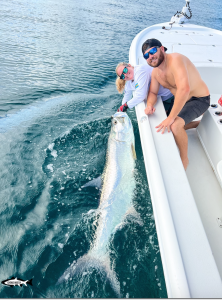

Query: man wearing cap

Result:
[142,38,210,170]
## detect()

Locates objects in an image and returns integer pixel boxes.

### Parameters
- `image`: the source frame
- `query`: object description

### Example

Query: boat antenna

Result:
[162,0,192,30]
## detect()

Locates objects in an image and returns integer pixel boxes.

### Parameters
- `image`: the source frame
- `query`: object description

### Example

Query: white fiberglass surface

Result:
[186,128,222,278]
[197,67,222,96]
[133,22,222,296]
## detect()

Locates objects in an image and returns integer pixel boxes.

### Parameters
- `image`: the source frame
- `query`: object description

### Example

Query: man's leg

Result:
[171,116,189,170]
[184,120,200,130]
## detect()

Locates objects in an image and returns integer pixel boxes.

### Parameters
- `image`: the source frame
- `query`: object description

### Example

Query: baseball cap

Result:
[142,38,167,54]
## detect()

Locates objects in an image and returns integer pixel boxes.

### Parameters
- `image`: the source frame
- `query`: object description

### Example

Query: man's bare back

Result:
[152,53,209,100]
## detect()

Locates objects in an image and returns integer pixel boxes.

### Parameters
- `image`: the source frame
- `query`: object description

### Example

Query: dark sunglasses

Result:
[119,67,128,80]
[143,47,159,60]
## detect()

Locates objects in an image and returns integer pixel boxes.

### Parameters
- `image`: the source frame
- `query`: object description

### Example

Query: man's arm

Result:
[168,55,190,119]
[156,55,190,133]
[145,70,160,115]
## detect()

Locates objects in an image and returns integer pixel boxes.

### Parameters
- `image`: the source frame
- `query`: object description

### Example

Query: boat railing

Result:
[135,100,190,298]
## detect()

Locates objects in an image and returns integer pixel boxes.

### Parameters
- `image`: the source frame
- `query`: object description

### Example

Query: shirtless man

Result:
[142,38,210,170]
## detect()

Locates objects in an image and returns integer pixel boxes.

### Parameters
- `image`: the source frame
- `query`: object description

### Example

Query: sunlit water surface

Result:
[0,0,221,297]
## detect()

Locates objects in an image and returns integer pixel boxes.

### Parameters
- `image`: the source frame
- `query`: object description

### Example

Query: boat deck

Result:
[187,94,222,279]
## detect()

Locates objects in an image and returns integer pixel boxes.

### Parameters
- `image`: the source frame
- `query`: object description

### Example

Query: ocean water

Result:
[0,0,221,297]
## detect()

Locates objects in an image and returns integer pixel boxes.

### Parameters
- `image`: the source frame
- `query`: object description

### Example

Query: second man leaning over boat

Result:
[115,62,173,112]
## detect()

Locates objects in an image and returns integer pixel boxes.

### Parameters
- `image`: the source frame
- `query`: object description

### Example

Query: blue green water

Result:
[0,0,221,297]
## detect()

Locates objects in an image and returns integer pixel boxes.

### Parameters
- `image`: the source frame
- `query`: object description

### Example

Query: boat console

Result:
[197,95,222,188]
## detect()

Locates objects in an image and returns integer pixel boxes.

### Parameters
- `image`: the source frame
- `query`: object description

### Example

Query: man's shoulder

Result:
[151,67,158,77]
[167,53,193,76]
[169,53,188,65]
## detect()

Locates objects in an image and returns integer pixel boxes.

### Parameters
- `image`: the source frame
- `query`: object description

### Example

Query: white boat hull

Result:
[129,22,222,298]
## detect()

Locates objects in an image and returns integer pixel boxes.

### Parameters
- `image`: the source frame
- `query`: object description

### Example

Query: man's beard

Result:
[148,51,164,68]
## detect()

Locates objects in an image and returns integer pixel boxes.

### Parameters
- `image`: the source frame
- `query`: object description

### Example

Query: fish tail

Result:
[26,278,33,286]
[57,254,121,297]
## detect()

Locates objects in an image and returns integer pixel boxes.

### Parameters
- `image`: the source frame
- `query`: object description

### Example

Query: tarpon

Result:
[58,112,137,295]
[1,277,33,288]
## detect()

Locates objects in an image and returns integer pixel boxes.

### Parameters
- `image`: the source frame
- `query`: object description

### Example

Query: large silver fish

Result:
[90,111,136,257]
[58,112,137,295]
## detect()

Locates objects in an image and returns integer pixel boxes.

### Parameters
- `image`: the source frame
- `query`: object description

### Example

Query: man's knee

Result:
[171,117,185,134]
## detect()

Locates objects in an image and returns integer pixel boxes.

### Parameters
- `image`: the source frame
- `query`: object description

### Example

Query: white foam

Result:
[48,143,55,151]
[64,274,70,280]
[47,143,58,158]
[51,150,57,158]
[47,164,54,172]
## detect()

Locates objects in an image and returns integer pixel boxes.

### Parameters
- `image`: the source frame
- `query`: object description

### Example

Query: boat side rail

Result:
[135,101,190,298]
[129,25,190,298]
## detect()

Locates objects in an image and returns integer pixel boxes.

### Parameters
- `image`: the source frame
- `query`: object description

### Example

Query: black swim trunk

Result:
[163,95,210,125]
[163,96,174,116]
